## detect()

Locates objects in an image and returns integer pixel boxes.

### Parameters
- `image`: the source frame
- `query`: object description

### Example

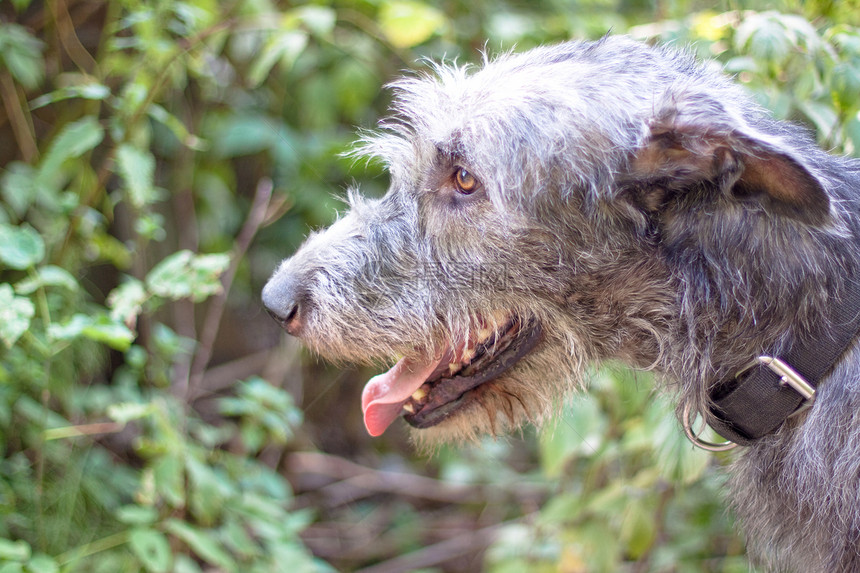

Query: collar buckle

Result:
[754,356,816,403]
[684,355,817,452]
[683,402,739,452]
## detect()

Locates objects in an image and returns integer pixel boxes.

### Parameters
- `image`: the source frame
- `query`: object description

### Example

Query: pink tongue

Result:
[361,357,443,437]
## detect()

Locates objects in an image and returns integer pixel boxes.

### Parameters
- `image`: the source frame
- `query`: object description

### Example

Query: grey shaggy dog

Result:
[263,36,860,571]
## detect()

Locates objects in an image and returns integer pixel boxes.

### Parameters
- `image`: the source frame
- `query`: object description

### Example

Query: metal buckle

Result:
[682,355,816,452]
[755,355,816,402]
[682,402,738,452]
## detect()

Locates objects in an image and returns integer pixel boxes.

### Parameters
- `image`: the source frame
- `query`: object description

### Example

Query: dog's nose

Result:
[262,274,305,337]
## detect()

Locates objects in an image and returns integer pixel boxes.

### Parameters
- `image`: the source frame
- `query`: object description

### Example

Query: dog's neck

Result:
[649,204,860,447]
[698,272,860,447]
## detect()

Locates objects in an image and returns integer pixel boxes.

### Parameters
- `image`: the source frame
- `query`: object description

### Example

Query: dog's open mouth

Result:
[361,316,543,436]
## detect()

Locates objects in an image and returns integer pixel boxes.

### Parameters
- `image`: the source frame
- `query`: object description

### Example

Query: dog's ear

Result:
[626,113,830,226]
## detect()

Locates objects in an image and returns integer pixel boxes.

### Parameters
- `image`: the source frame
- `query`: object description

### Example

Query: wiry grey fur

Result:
[262,36,860,571]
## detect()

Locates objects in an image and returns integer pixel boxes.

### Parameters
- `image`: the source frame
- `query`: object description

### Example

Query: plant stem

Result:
[185,178,273,400]
[55,530,130,566]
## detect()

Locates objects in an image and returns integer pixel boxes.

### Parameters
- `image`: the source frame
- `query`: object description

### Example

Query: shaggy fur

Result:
[262,36,860,571]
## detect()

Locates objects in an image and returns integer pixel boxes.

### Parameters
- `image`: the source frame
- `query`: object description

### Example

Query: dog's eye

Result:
[454,168,480,195]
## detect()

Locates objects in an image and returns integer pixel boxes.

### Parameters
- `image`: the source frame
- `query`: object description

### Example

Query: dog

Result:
[262,36,860,571]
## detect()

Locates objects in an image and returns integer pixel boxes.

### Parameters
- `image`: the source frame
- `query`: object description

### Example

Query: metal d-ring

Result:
[682,402,738,452]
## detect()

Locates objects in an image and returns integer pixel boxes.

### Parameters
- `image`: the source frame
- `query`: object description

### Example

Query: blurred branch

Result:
[43,422,124,441]
[288,451,546,509]
[47,0,98,73]
[0,72,38,162]
[185,178,274,398]
[353,519,504,573]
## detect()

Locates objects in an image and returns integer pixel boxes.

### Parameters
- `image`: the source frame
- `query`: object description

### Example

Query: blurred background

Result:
[1,0,859,571]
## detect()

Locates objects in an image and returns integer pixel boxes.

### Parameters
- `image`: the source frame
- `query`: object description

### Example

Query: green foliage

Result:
[0,0,334,570]
[0,23,44,89]
[485,368,747,572]
[145,251,230,302]
[0,284,35,348]
[379,2,447,48]
[220,377,303,453]
[636,10,860,155]
[1,0,858,571]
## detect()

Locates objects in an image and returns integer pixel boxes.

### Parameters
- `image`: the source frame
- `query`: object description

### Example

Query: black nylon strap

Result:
[706,279,860,446]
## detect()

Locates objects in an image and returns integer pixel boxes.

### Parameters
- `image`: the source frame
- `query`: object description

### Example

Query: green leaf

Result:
[146,250,230,302]
[379,1,446,48]
[653,409,710,484]
[209,114,277,158]
[0,162,37,218]
[334,59,380,122]
[186,456,229,525]
[14,266,78,295]
[289,5,336,37]
[91,231,133,269]
[83,316,136,350]
[116,144,158,208]
[29,83,110,110]
[831,61,860,109]
[0,283,34,348]
[36,116,104,188]
[153,455,185,508]
[620,499,657,559]
[845,113,860,157]
[24,554,58,573]
[48,313,135,351]
[240,424,266,454]
[539,395,606,478]
[0,538,30,561]
[129,528,171,573]
[147,104,204,150]
[756,88,792,120]
[723,55,759,74]
[0,224,45,269]
[220,516,257,560]
[248,29,308,88]
[172,555,203,573]
[107,402,154,424]
[538,492,584,525]
[791,66,820,102]
[134,212,166,242]
[165,520,236,570]
[0,23,44,89]
[781,13,823,52]
[735,14,792,63]
[578,521,622,571]
[115,504,159,525]
[107,278,147,326]
[11,0,34,12]
[15,395,70,429]
[484,524,543,570]
[833,30,860,57]
[151,322,196,361]
[798,100,840,142]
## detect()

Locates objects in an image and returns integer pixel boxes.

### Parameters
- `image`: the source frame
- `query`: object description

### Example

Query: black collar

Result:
[700,278,860,447]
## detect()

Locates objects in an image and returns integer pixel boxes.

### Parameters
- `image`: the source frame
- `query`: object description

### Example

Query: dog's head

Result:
[263,36,835,443]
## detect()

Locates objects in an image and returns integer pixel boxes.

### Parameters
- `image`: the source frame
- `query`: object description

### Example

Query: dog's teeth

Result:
[449,362,460,374]
[490,309,509,327]
[402,402,415,414]
[478,327,494,342]
[461,347,475,363]
[411,388,426,401]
